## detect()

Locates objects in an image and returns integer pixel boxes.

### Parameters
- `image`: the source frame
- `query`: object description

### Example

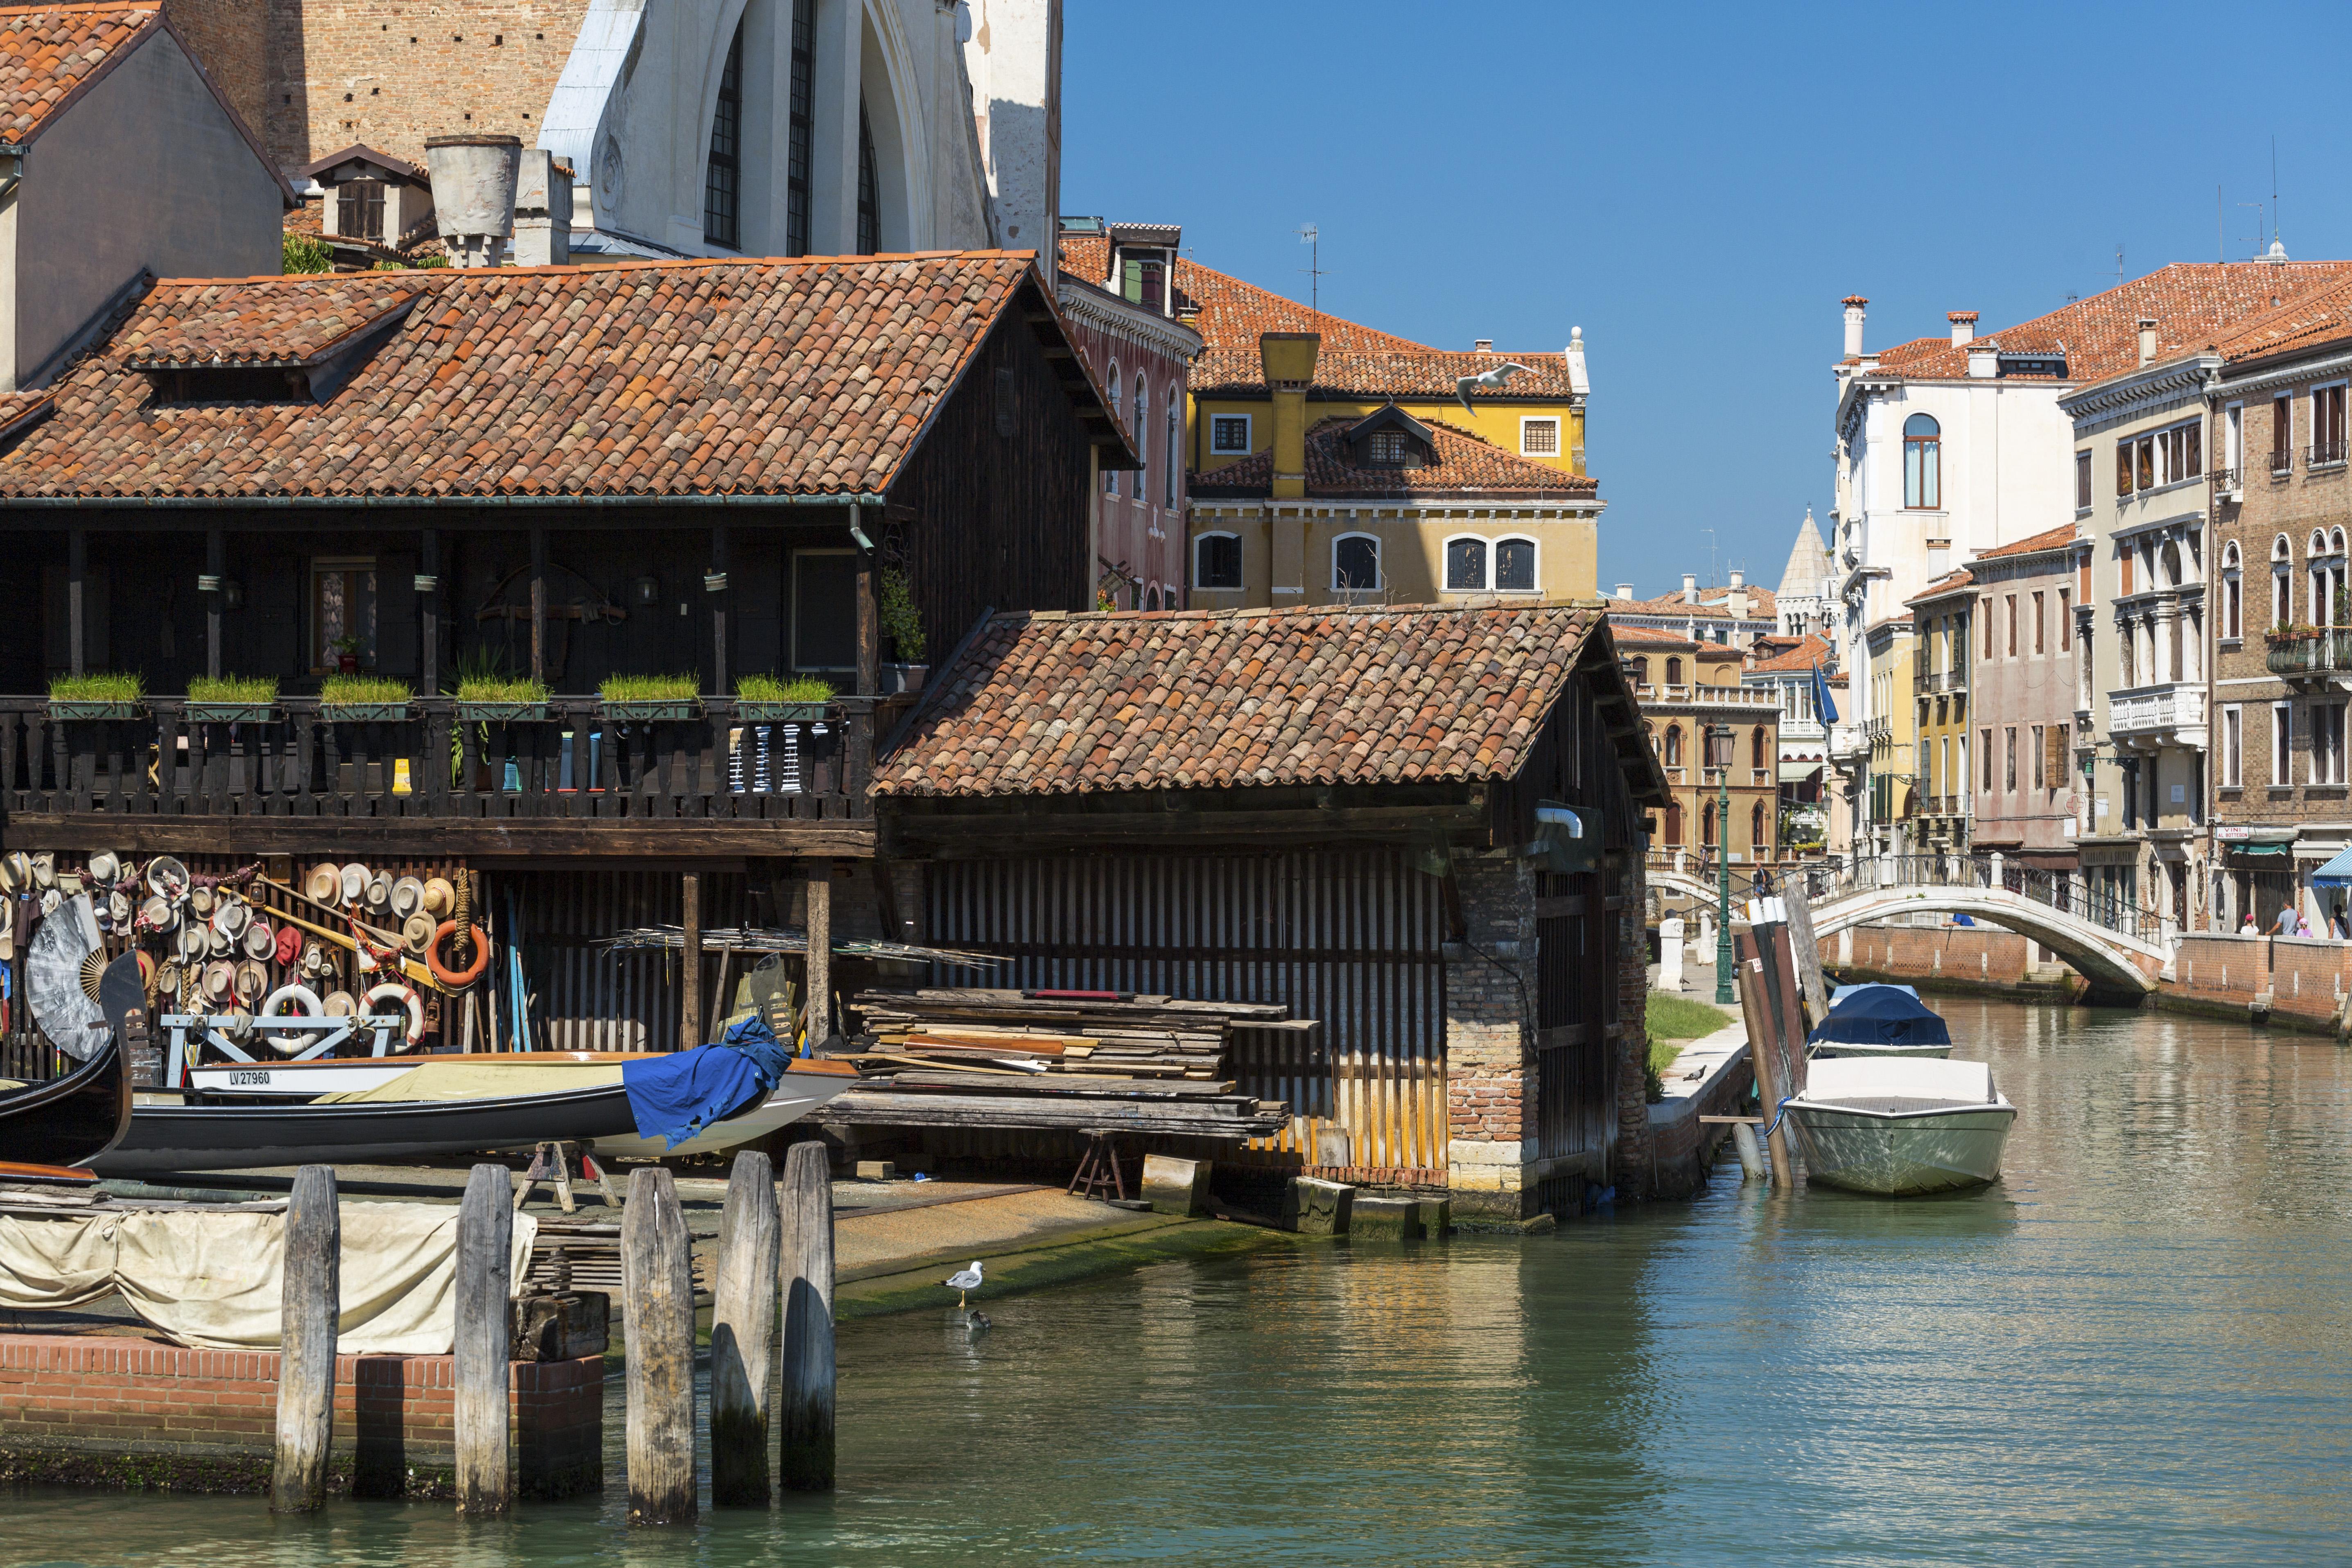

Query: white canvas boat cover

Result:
[1801,1056,1995,1107]
[0,1202,535,1353]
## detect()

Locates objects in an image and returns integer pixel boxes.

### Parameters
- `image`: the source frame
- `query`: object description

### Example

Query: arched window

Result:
[1164,386,1180,508]
[2160,540,2183,587]
[2275,534,2293,629]
[856,101,880,254]
[1663,725,1684,767]
[1630,657,1650,685]
[1444,536,1488,591]
[1133,381,1149,500]
[1194,532,1241,590]
[2334,526,2348,556]
[1904,413,1941,508]
[1104,367,1121,495]
[1701,798,1719,847]
[1752,726,1769,768]
[1333,534,1380,592]
[1144,585,1161,611]
[702,19,745,248]
[1665,656,1684,685]
[1752,801,1768,855]
[1664,800,1684,845]
[1495,536,1537,592]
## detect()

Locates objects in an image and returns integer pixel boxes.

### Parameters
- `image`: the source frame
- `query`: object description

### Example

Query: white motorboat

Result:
[1783,1057,2015,1196]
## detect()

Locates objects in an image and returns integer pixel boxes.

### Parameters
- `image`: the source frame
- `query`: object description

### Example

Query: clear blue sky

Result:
[1060,0,2342,600]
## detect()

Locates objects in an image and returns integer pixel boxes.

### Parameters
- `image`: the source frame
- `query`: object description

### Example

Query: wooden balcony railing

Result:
[0,695,880,833]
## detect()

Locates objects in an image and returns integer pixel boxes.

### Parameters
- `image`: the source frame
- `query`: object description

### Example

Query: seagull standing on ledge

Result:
[946,1260,983,1309]
[1456,360,1532,417]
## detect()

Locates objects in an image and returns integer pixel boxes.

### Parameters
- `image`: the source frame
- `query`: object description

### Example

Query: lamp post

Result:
[1710,724,1735,1004]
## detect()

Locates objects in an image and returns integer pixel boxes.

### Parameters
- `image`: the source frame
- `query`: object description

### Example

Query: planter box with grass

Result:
[319,676,413,723]
[47,674,144,720]
[455,679,550,724]
[600,676,700,722]
[735,675,835,723]
[184,678,277,724]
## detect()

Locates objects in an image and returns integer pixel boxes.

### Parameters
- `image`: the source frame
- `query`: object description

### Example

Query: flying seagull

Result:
[1456,360,1532,417]
[946,1259,983,1309]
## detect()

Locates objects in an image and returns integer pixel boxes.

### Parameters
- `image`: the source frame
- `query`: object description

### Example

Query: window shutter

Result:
[1122,259,1143,303]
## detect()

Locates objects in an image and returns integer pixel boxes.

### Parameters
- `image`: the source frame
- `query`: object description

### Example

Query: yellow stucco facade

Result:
[1185,504,1599,610]
[1191,390,1589,480]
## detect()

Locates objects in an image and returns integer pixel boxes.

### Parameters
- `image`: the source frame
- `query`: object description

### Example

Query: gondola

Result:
[0,951,140,1178]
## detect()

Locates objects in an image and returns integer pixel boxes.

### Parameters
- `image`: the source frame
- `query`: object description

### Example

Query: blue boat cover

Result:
[1828,982,1918,1005]
[1808,984,1952,1048]
[622,1013,795,1149]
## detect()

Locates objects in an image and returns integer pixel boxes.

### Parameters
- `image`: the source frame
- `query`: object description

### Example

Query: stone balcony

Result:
[2108,683,2207,746]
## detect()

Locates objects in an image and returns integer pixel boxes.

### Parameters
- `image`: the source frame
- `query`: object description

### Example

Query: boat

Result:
[0,952,140,1179]
[93,1054,858,1175]
[1807,983,1953,1059]
[1783,1056,2016,1196]
[183,1051,650,1099]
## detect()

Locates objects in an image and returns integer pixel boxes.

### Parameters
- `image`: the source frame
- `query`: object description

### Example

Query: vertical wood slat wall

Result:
[925,849,1446,1174]
[494,870,747,1053]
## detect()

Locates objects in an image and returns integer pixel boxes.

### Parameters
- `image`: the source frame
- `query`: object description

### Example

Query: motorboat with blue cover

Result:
[1807,983,1953,1060]
[1784,1056,2016,1196]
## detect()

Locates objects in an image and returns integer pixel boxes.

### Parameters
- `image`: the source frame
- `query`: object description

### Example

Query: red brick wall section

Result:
[1444,857,1530,1156]
[161,0,270,140]
[0,1334,602,1497]
[2265,938,2352,1029]
[2170,934,2273,1009]
[1840,924,2031,987]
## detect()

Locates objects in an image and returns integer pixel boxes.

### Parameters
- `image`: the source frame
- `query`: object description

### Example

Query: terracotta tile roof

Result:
[1744,633,1835,673]
[0,252,1125,500]
[1861,261,2352,384]
[1611,583,1779,619]
[0,1,156,144]
[1189,414,1596,499]
[1608,622,1695,646]
[1060,233,1581,400]
[1905,568,1974,606]
[1971,522,2078,560]
[876,603,1606,797]
[2213,274,2352,366]
[296,142,428,183]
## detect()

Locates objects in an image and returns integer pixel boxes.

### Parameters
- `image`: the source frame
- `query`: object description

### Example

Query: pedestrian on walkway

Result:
[2273,902,2299,936]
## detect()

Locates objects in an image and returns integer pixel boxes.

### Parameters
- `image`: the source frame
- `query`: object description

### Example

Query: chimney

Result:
[1841,294,1868,358]
[508,150,572,266]
[1259,332,1320,501]
[1473,338,1493,353]
[967,0,1060,249]
[1948,310,1977,346]
[2137,317,2158,366]
[424,133,522,267]
[1728,569,1744,589]
[1682,572,1699,604]
[1614,583,1634,601]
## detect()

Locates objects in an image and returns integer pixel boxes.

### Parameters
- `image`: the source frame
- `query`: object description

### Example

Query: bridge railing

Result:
[1783,854,2164,946]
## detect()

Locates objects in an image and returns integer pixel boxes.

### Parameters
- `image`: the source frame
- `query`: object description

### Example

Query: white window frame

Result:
[2323,702,2350,786]
[2223,703,2243,788]
[2221,540,2243,643]
[1331,532,1383,593]
[1209,412,1253,454]
[1441,533,1491,592]
[1163,383,1181,509]
[2225,402,2244,481]
[2275,700,2294,785]
[1518,415,1562,458]
[1492,534,1540,594]
[1192,530,1243,591]
[2313,380,2350,468]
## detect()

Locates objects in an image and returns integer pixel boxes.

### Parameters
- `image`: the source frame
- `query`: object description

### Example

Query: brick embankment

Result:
[0,1335,601,1496]
[1829,923,2083,1002]
[1645,1020,1754,1198]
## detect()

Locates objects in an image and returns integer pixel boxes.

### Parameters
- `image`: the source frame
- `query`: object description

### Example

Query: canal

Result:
[9,998,2352,1565]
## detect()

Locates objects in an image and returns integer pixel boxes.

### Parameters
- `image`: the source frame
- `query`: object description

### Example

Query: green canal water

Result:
[8,998,2352,1566]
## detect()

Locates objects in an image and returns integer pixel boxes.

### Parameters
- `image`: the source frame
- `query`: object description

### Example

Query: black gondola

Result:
[0,952,139,1177]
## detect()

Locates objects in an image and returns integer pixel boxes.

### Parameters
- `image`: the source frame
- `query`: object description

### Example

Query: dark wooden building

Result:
[873,602,1670,1216]
[0,251,1136,1053]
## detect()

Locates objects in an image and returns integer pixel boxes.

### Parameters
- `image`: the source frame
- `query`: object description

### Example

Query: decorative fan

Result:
[27,893,109,1061]
[80,951,104,1002]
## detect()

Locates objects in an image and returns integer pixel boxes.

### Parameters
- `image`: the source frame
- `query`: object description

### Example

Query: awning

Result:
[2229,842,2292,860]
[2312,845,2352,888]
[1778,761,1823,782]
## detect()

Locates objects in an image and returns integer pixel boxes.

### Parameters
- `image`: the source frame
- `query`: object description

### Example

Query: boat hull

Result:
[1786,1103,2016,1195]
[1810,1042,1954,1060]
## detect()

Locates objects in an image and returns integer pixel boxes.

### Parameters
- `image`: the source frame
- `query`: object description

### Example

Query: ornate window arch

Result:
[1663,725,1684,767]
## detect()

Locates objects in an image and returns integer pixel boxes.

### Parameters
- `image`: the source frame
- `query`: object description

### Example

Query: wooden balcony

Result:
[0,695,883,857]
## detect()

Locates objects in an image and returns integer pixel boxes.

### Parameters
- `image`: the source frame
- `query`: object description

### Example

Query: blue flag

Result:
[1811,660,1839,725]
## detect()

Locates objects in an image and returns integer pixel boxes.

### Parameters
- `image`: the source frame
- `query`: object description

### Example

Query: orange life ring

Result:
[427,921,491,987]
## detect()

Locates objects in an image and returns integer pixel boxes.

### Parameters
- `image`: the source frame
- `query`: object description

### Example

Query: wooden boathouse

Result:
[0,251,1139,1057]
[871,602,1670,1216]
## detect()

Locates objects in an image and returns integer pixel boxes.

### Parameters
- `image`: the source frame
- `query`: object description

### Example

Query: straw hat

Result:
[146,855,188,900]
[39,888,61,917]
[0,851,29,894]
[274,924,302,966]
[233,959,269,1004]
[305,861,342,904]
[243,921,276,961]
[402,911,437,954]
[213,898,250,938]
[363,872,393,911]
[57,872,84,897]
[0,926,11,962]
[301,942,329,977]
[155,959,182,999]
[29,852,54,888]
[420,876,456,918]
[389,876,426,919]
[139,892,175,931]
[321,989,358,1016]
[204,922,233,958]
[86,850,120,886]
[339,863,371,904]
[200,959,236,1002]
[188,884,216,917]
[177,922,209,960]
[105,890,131,930]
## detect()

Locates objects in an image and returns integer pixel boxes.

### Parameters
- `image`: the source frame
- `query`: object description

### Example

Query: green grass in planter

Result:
[738,674,835,703]
[456,675,549,705]
[320,674,413,705]
[48,672,144,703]
[188,674,277,705]
[600,674,699,703]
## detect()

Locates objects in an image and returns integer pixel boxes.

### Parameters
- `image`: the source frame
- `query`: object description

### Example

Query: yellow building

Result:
[1908,569,1974,851]
[1186,334,1602,607]
[1860,615,1921,848]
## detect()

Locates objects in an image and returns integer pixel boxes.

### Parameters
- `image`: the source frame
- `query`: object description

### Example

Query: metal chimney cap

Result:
[424,133,524,150]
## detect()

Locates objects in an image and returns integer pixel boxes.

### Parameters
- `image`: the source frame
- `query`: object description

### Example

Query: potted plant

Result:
[47,671,144,720]
[328,634,362,674]
[878,567,927,694]
[2267,621,2322,645]
[320,673,412,722]
[736,673,836,723]
[454,671,550,723]
[599,673,700,721]
[185,674,278,723]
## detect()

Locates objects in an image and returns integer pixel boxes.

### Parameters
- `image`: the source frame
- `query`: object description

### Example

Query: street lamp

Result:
[1710,723,1735,1004]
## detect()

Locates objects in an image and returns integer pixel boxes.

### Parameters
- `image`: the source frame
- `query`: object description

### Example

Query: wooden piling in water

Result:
[711,1148,780,1507]
[1733,930,1797,1189]
[778,1138,836,1491]
[624,1166,697,1524]
[455,1162,513,1514]
[270,1164,338,1514]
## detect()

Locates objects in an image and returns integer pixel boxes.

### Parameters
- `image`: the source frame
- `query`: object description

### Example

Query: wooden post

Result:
[529,526,547,684]
[624,1166,697,1524]
[204,526,224,681]
[1781,879,1830,1022]
[1732,929,1795,1188]
[710,524,730,697]
[681,870,703,1049]
[778,1138,836,1491]
[854,544,879,697]
[711,1148,780,1507]
[804,865,832,1046]
[455,1162,513,1513]
[66,526,86,676]
[270,1164,338,1514]
[420,529,440,700]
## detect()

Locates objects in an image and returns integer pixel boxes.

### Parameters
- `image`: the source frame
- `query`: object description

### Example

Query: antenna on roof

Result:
[1296,224,1324,314]
[2116,244,2125,288]
[2272,136,2281,254]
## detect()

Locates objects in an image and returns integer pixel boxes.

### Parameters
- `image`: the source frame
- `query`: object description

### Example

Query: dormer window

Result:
[1369,430,1408,466]
[337,179,385,241]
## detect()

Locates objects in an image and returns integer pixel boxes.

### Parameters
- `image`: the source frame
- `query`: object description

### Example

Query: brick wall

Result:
[2265,937,2352,1030]
[1444,857,1530,1216]
[1614,855,1653,1191]
[163,0,270,139]
[1839,923,2032,988]
[2169,933,2272,1011]
[0,1335,601,1496]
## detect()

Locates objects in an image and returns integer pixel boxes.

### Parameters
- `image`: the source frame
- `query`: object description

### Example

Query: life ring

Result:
[257,983,325,1056]
[427,921,492,987]
[364,982,426,1046]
